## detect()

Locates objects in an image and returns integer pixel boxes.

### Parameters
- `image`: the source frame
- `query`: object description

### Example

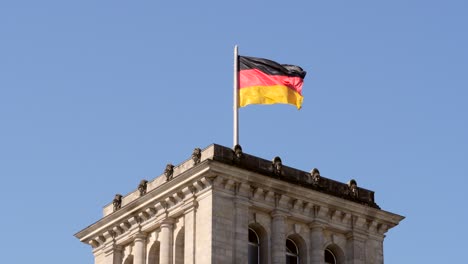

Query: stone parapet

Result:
[101,144,379,218]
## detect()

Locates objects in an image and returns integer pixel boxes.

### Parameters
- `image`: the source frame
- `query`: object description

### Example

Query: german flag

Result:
[239,56,306,109]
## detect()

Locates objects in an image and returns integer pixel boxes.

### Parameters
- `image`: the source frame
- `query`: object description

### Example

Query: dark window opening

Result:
[248,228,260,264]
[286,238,299,264]
[325,248,337,264]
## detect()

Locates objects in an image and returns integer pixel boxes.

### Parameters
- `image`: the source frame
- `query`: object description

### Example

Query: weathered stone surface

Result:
[75,144,404,264]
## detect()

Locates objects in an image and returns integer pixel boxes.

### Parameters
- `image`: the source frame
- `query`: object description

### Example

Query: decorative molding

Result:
[79,175,220,248]
[352,215,367,230]
[113,226,124,237]
[181,186,196,198]
[138,211,150,222]
[293,223,301,234]
[193,180,205,192]
[75,144,404,256]
[221,178,234,191]
[274,193,290,209]
[145,207,157,218]
[89,239,99,248]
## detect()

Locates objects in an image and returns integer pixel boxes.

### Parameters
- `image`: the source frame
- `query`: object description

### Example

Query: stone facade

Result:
[75,144,404,264]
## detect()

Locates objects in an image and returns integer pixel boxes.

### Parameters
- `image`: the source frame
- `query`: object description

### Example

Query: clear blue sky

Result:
[1,1,467,263]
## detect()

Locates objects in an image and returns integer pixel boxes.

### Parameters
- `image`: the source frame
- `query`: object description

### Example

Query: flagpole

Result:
[233,45,239,147]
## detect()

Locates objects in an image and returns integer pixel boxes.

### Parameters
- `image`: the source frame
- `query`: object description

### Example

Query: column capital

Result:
[270,209,289,218]
[160,217,175,228]
[308,222,325,230]
[133,232,147,241]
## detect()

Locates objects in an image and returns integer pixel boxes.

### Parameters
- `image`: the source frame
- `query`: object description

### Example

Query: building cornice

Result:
[75,144,404,249]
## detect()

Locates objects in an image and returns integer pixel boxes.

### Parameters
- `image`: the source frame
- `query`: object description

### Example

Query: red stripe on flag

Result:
[239,69,304,95]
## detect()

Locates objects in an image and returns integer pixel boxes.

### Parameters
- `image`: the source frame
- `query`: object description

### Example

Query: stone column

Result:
[159,218,175,264]
[346,232,367,264]
[309,223,324,264]
[133,233,147,264]
[271,210,287,264]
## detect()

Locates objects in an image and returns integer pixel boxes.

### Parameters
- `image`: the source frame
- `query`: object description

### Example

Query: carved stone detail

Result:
[223,179,236,191]
[377,223,389,235]
[250,185,258,198]
[145,207,157,218]
[347,179,359,198]
[103,230,115,241]
[138,179,148,196]
[272,156,282,176]
[310,168,321,186]
[293,223,301,234]
[290,199,299,210]
[352,215,367,230]
[274,193,290,209]
[128,215,141,226]
[182,186,196,197]
[164,164,175,181]
[138,211,150,222]
[191,147,202,165]
[120,221,131,232]
[89,239,99,248]
[154,201,166,213]
[112,226,124,237]
[193,180,205,192]
[302,201,310,213]
[97,235,106,244]
[174,191,185,202]
[328,208,337,220]
[113,194,122,212]
[233,144,243,161]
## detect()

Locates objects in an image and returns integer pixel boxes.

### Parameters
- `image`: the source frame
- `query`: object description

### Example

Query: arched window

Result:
[325,248,337,264]
[174,228,185,264]
[123,255,134,264]
[147,241,160,264]
[248,228,260,264]
[286,238,299,264]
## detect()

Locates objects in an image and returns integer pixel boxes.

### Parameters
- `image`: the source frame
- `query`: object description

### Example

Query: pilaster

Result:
[101,243,123,264]
[346,231,368,264]
[182,186,197,264]
[233,182,250,264]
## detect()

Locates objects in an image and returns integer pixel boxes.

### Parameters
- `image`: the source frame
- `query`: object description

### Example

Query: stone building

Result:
[75,144,404,264]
